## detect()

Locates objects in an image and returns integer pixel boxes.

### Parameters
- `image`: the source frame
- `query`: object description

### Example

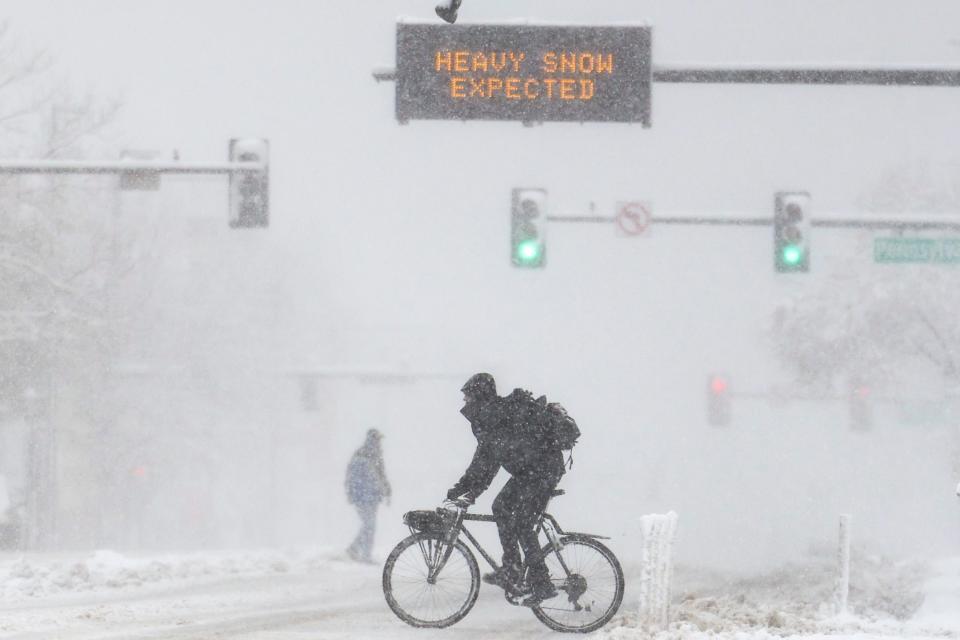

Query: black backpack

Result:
[541,400,581,451]
[507,389,581,455]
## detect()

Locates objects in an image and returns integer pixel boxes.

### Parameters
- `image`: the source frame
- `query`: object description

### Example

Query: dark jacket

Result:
[447,389,566,500]
[346,440,391,506]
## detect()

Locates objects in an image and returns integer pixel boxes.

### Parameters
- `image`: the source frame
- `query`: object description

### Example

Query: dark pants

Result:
[492,466,563,586]
[348,502,377,561]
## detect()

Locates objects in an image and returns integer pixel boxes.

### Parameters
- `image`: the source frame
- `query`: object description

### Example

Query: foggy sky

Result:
[2,0,959,567]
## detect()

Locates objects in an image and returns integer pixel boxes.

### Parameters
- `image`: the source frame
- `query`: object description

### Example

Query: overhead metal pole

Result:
[652,66,960,87]
[546,213,960,232]
[0,160,265,176]
[812,218,960,231]
[375,65,960,87]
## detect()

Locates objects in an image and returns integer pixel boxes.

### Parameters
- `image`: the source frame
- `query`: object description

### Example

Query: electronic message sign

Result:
[396,22,652,125]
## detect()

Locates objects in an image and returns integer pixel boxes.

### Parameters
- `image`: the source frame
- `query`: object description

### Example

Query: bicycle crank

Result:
[503,582,531,606]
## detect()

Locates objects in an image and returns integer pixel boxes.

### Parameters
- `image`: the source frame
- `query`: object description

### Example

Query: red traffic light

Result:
[707,374,732,427]
[853,385,871,399]
[710,376,729,394]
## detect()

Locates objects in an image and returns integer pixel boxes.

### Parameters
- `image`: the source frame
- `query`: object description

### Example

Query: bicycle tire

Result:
[382,531,480,628]
[531,535,625,633]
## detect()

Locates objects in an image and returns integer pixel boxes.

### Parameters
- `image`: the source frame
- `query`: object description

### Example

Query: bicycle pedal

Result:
[503,584,531,606]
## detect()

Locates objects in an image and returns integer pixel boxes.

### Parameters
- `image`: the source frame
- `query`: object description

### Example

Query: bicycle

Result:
[382,490,625,633]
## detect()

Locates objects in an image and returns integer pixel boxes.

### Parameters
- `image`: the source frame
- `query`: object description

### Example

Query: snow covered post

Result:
[834,514,852,615]
[638,512,678,629]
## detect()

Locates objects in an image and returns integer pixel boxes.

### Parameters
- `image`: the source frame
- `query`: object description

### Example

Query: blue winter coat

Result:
[345,444,391,506]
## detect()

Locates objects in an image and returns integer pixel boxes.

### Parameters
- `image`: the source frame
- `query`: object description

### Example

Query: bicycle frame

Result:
[389,503,625,632]
[425,508,609,583]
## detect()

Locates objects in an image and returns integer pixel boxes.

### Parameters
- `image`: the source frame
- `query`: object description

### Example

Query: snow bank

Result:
[0,547,336,602]
[600,552,958,640]
[913,557,960,630]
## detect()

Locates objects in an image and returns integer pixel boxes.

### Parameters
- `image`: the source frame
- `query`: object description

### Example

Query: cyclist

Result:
[444,373,566,606]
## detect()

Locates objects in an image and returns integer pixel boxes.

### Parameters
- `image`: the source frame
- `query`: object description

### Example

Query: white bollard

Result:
[639,512,679,629]
[834,514,852,615]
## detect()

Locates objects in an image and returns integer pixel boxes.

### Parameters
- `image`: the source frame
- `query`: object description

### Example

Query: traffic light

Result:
[511,188,547,268]
[229,138,270,228]
[774,191,811,272]
[707,373,731,427]
[849,381,873,431]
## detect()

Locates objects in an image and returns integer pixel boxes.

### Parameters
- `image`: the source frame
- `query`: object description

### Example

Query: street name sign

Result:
[395,22,652,125]
[874,237,960,264]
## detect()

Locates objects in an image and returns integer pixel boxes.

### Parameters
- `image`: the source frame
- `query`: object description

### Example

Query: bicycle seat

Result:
[550,489,565,497]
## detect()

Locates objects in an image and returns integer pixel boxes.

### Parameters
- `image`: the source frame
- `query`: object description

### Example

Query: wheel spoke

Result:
[535,539,624,632]
[384,533,479,628]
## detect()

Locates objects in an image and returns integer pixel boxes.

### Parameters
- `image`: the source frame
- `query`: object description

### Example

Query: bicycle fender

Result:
[560,532,611,541]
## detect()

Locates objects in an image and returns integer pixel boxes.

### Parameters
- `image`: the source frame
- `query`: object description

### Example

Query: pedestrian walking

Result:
[345,429,391,563]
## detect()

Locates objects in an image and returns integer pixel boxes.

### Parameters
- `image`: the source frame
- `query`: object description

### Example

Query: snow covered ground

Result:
[601,554,959,640]
[0,547,957,639]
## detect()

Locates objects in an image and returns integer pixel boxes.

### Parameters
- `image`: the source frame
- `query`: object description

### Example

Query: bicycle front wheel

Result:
[382,532,480,628]
[532,536,625,633]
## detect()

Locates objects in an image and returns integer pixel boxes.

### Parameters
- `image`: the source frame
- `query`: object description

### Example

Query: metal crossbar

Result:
[375,66,960,87]
[547,214,960,231]
[0,160,264,175]
[652,66,960,86]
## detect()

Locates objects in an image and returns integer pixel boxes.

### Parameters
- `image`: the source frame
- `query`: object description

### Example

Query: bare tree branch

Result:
[916,309,958,377]
[43,100,121,159]
[0,50,50,94]
[0,254,83,297]
[912,337,946,371]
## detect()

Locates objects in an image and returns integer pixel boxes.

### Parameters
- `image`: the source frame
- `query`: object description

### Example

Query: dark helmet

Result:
[461,373,496,400]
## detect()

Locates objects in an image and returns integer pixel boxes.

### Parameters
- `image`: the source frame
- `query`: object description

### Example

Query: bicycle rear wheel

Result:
[382,532,480,628]
[532,536,625,633]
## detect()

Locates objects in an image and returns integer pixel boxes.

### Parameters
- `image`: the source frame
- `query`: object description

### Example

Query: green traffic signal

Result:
[511,188,547,269]
[516,239,543,264]
[773,192,811,273]
[781,244,803,266]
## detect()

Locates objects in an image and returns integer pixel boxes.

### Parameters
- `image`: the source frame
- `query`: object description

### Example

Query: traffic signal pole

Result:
[547,212,960,232]
[0,159,265,176]
[0,146,268,548]
[652,66,960,87]
[0,139,271,229]
[374,65,960,87]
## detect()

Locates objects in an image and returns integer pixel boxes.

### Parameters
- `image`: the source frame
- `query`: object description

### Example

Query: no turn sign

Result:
[615,201,652,236]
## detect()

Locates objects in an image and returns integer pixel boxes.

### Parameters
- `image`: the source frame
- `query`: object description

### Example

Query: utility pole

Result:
[21,360,56,550]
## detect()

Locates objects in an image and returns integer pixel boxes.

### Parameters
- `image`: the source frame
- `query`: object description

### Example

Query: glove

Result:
[450,491,475,506]
[440,495,472,512]
[446,487,475,502]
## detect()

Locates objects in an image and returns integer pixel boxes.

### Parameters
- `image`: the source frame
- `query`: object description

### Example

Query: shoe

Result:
[521,581,559,607]
[482,570,506,587]
[483,563,522,589]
